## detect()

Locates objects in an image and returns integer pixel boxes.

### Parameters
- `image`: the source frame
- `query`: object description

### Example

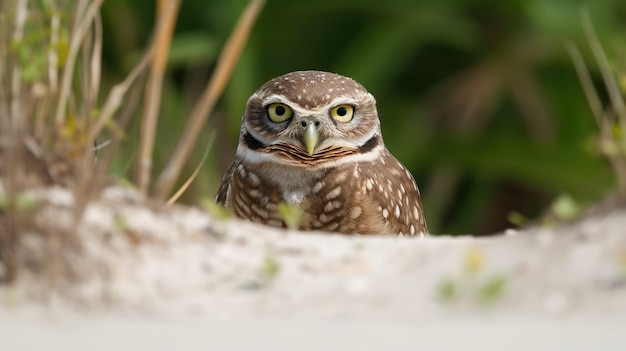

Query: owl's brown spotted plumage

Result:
[216,70,427,235]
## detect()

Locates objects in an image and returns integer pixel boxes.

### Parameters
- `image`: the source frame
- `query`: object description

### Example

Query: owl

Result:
[216,71,427,236]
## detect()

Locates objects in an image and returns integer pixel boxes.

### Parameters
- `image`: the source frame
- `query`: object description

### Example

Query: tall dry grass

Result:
[0,0,264,286]
[567,9,626,195]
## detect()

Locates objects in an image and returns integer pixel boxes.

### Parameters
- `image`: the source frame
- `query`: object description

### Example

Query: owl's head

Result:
[237,71,383,168]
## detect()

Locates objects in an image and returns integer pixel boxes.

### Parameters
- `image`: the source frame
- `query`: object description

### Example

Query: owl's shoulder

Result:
[215,159,240,206]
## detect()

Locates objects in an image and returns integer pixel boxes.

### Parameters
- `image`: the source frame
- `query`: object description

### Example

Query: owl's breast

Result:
[225,160,361,232]
[219,157,427,235]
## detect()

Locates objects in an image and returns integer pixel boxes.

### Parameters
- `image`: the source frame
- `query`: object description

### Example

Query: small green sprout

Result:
[260,256,281,281]
[113,213,128,231]
[3,288,19,307]
[436,248,510,306]
[477,275,508,305]
[114,176,136,189]
[464,247,485,276]
[437,278,457,302]
[354,242,365,251]
[551,193,581,221]
[0,192,36,213]
[201,198,231,220]
[507,211,527,227]
[277,202,304,230]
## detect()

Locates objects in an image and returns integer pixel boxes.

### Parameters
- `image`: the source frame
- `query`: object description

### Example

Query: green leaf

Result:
[261,256,280,281]
[464,247,485,276]
[113,213,128,231]
[277,202,304,230]
[437,278,457,302]
[0,193,36,213]
[551,193,581,221]
[507,211,528,227]
[201,198,231,220]
[477,275,508,305]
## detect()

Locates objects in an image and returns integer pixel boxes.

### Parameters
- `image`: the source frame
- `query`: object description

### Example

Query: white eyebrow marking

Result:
[261,94,363,114]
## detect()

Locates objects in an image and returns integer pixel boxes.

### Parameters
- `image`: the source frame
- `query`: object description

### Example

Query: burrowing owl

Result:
[216,71,427,235]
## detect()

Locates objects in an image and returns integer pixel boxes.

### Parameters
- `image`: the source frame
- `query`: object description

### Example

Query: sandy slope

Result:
[1,186,626,349]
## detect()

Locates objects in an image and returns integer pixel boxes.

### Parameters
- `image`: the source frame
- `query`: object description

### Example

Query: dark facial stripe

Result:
[358,135,380,153]
[243,131,264,150]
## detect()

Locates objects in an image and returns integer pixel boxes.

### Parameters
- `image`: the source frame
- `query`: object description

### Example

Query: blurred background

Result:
[100,0,626,235]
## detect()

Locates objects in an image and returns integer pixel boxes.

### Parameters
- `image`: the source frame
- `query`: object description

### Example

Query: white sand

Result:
[1,186,626,350]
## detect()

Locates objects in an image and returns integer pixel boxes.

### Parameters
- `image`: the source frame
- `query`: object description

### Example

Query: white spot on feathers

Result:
[350,206,362,219]
[325,187,341,200]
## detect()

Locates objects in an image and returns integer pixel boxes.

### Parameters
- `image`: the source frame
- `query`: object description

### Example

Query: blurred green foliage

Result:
[100,0,626,234]
[437,248,509,305]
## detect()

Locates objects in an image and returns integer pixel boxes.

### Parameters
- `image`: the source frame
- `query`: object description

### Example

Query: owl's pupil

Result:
[275,106,286,116]
[337,107,347,116]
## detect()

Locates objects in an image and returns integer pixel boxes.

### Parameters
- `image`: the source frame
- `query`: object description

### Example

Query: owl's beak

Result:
[303,123,318,156]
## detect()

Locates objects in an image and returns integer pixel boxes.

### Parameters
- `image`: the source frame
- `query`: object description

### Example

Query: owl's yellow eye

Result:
[267,103,293,122]
[330,104,354,122]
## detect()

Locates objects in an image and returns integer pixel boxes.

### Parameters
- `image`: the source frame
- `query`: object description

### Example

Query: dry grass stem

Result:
[0,0,154,285]
[166,132,215,206]
[54,0,104,128]
[568,9,626,194]
[48,11,60,94]
[88,13,103,112]
[581,9,626,144]
[95,82,145,176]
[86,46,154,145]
[565,41,603,127]
[155,0,266,200]
[136,0,181,195]
[11,0,28,128]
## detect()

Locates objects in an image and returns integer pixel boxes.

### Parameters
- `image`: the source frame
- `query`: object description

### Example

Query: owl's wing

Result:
[354,150,428,235]
[215,160,237,206]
